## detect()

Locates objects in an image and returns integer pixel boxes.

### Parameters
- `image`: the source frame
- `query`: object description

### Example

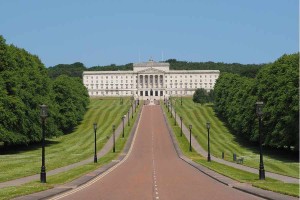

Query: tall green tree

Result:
[193,88,208,104]
[256,53,299,149]
[52,75,89,133]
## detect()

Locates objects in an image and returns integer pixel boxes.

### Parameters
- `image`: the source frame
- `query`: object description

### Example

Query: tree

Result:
[256,53,299,149]
[193,88,208,104]
[52,75,89,133]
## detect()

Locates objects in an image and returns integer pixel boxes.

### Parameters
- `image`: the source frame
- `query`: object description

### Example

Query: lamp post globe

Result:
[39,104,48,183]
[256,101,265,180]
[206,122,211,162]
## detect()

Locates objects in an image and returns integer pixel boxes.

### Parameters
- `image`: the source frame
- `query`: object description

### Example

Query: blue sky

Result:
[0,0,298,67]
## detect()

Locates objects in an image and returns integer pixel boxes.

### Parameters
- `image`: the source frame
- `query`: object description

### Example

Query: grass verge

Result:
[0,99,142,200]
[170,97,299,178]
[0,98,131,182]
[162,102,299,197]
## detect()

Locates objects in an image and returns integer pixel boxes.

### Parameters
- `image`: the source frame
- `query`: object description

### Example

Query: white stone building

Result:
[83,60,220,100]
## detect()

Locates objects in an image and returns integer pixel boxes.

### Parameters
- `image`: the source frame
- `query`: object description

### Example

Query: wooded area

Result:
[47,59,264,79]
[0,36,89,146]
[214,53,299,150]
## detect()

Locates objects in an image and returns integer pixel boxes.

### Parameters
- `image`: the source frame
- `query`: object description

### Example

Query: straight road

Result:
[52,105,261,200]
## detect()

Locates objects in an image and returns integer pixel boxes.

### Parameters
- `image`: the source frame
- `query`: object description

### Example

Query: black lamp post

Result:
[122,115,126,138]
[180,116,183,137]
[112,125,116,153]
[40,105,48,183]
[167,101,170,112]
[135,100,137,113]
[256,101,265,180]
[131,102,133,119]
[189,125,192,152]
[170,100,173,118]
[93,123,97,163]
[174,109,177,125]
[206,122,211,162]
[181,95,182,106]
[128,110,130,126]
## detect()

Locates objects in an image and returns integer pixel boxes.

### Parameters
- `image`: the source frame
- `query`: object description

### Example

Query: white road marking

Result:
[49,107,145,200]
[151,107,160,200]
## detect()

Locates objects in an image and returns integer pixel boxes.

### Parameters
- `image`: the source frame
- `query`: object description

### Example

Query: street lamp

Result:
[206,122,211,162]
[167,101,170,112]
[40,105,48,183]
[170,100,173,118]
[93,123,97,163]
[122,115,126,138]
[180,116,183,137]
[189,124,192,152]
[113,125,116,153]
[128,110,130,126]
[181,95,182,106]
[131,102,134,118]
[174,109,177,125]
[256,101,265,180]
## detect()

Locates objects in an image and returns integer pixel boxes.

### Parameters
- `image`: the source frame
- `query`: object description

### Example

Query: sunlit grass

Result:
[162,102,299,197]
[170,97,299,178]
[0,98,142,200]
[0,98,131,182]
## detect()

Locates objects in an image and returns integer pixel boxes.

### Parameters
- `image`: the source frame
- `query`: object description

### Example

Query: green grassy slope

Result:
[0,98,142,200]
[0,98,131,182]
[162,102,299,197]
[171,97,299,178]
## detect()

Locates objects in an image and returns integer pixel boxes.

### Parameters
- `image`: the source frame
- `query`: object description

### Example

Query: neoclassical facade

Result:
[83,60,220,100]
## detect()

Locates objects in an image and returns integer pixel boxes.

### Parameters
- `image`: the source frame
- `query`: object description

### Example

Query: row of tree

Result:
[0,35,89,146]
[214,53,299,150]
[47,59,264,80]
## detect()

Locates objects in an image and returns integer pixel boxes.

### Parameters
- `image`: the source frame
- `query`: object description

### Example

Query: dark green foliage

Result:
[214,53,299,150]
[0,36,89,146]
[89,63,133,71]
[52,75,89,133]
[166,59,264,78]
[256,53,299,149]
[192,88,208,104]
[48,62,86,79]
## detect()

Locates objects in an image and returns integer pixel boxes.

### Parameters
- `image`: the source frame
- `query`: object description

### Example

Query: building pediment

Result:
[137,67,165,74]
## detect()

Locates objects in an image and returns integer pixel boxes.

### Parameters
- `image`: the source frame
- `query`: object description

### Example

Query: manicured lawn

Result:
[0,98,132,183]
[170,97,299,178]
[0,98,142,200]
[162,103,299,197]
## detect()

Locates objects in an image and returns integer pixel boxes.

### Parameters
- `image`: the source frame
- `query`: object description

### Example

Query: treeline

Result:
[47,59,263,79]
[214,53,299,150]
[0,36,89,146]
[48,62,86,79]
[167,59,264,78]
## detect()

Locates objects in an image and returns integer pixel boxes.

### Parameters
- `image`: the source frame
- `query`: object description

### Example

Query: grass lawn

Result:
[0,98,142,200]
[170,97,299,178]
[162,103,299,197]
[0,97,132,183]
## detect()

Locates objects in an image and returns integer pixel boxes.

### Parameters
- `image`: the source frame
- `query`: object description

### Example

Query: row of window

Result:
[85,74,218,80]
[87,83,213,90]
[85,79,215,84]
[89,90,200,96]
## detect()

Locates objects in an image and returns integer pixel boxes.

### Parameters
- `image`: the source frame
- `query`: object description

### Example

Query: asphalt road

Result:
[54,105,261,200]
